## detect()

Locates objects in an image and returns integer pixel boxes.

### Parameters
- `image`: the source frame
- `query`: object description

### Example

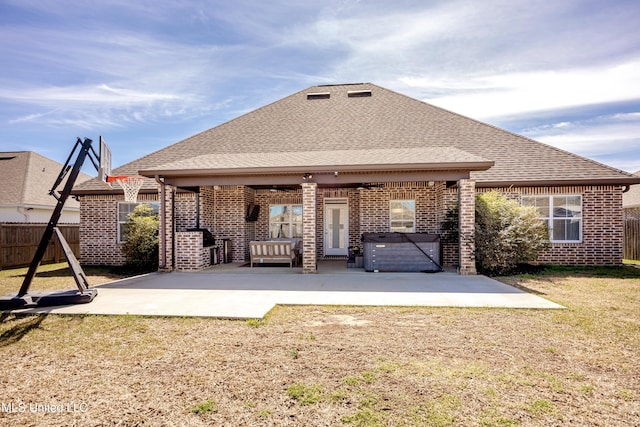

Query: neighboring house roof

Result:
[74,82,640,193]
[0,151,92,209]
[623,171,640,208]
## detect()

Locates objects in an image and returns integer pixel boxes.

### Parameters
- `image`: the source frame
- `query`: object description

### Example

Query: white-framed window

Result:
[269,205,302,239]
[522,195,582,243]
[390,200,415,233]
[117,202,159,243]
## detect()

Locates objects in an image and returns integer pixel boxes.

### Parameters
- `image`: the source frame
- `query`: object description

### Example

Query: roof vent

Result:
[307,92,330,100]
[347,90,372,98]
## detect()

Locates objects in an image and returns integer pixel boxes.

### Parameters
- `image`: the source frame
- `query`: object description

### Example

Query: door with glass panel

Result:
[324,201,348,256]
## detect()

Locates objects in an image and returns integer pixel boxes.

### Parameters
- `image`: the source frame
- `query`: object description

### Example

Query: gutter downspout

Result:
[17,206,29,222]
[155,175,167,270]
[623,185,631,193]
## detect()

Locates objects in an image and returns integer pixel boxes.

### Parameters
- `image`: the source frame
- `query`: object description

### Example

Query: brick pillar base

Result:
[301,182,317,274]
[458,179,477,275]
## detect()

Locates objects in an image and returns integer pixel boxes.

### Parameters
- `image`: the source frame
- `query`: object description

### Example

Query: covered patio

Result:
[141,147,493,276]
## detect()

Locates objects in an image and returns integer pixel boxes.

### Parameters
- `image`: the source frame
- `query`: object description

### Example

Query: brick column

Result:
[458,178,477,275]
[301,182,317,274]
[158,183,174,272]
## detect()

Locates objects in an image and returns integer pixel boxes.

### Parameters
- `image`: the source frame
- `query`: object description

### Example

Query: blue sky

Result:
[1,0,639,175]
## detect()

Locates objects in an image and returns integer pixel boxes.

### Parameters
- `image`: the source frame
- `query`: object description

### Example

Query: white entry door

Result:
[325,201,349,256]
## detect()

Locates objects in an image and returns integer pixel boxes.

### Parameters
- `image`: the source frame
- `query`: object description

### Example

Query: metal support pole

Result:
[17,138,94,297]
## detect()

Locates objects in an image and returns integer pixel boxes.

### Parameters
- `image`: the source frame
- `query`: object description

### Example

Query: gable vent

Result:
[307,92,330,100]
[347,90,372,98]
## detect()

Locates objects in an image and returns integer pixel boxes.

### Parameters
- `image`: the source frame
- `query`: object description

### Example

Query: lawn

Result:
[1,264,639,426]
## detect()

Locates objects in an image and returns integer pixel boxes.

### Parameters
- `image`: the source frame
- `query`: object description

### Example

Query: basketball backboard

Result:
[98,135,112,188]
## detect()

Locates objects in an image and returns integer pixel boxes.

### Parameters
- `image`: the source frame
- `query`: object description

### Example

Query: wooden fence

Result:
[0,223,80,270]
[625,217,640,260]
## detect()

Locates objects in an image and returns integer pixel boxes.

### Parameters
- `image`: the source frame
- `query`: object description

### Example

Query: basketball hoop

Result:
[107,175,145,202]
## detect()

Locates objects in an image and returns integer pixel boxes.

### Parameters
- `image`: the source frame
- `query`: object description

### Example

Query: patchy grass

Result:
[287,383,324,406]
[190,400,218,414]
[0,265,639,425]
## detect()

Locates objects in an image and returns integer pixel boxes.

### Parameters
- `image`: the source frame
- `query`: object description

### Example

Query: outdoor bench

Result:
[249,241,297,267]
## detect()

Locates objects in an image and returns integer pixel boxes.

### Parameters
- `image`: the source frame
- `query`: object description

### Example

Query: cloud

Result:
[2,0,640,173]
[518,111,640,172]
[409,61,640,120]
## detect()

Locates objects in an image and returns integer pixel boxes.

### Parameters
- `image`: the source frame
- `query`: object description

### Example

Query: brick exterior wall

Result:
[477,185,625,266]
[441,188,459,267]
[198,185,252,263]
[79,193,158,266]
[79,182,625,270]
[175,192,197,232]
[358,182,443,234]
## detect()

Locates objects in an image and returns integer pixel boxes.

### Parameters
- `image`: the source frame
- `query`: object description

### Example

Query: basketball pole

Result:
[17,137,96,298]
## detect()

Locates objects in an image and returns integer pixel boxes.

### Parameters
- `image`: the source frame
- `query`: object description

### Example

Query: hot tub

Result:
[362,233,441,272]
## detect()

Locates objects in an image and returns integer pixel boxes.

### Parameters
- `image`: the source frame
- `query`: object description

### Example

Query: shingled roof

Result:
[1,151,91,208]
[74,82,639,193]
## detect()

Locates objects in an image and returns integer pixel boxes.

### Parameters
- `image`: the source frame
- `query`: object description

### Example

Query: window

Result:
[522,195,582,242]
[269,205,302,239]
[390,200,415,233]
[118,202,159,243]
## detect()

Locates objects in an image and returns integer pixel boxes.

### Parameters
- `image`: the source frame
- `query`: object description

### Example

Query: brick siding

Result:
[476,186,624,266]
[198,185,252,262]
[79,193,158,266]
[79,183,625,270]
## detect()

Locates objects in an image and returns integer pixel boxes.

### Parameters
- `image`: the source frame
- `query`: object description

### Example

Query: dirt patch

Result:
[306,313,372,327]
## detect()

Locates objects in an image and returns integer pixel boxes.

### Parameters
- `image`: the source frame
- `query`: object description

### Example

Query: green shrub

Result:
[121,204,159,271]
[475,191,549,275]
[442,191,549,275]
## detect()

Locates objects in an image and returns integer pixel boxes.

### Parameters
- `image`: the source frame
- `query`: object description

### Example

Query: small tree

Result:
[441,191,549,275]
[121,203,159,271]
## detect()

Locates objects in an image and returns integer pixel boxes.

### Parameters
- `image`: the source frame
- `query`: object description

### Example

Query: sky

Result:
[1,0,639,177]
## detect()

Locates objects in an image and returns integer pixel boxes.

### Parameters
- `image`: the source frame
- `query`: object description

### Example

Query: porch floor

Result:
[10,261,563,318]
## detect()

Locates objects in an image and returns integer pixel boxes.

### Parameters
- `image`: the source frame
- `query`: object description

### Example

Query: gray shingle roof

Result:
[1,151,91,207]
[143,147,492,175]
[74,83,640,193]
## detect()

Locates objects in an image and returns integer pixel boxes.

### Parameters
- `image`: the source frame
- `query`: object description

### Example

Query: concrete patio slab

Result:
[9,268,564,318]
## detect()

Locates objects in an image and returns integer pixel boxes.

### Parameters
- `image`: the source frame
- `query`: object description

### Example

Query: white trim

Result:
[521,195,583,243]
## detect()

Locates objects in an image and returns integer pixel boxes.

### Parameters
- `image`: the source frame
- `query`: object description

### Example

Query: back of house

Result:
[72,83,640,273]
